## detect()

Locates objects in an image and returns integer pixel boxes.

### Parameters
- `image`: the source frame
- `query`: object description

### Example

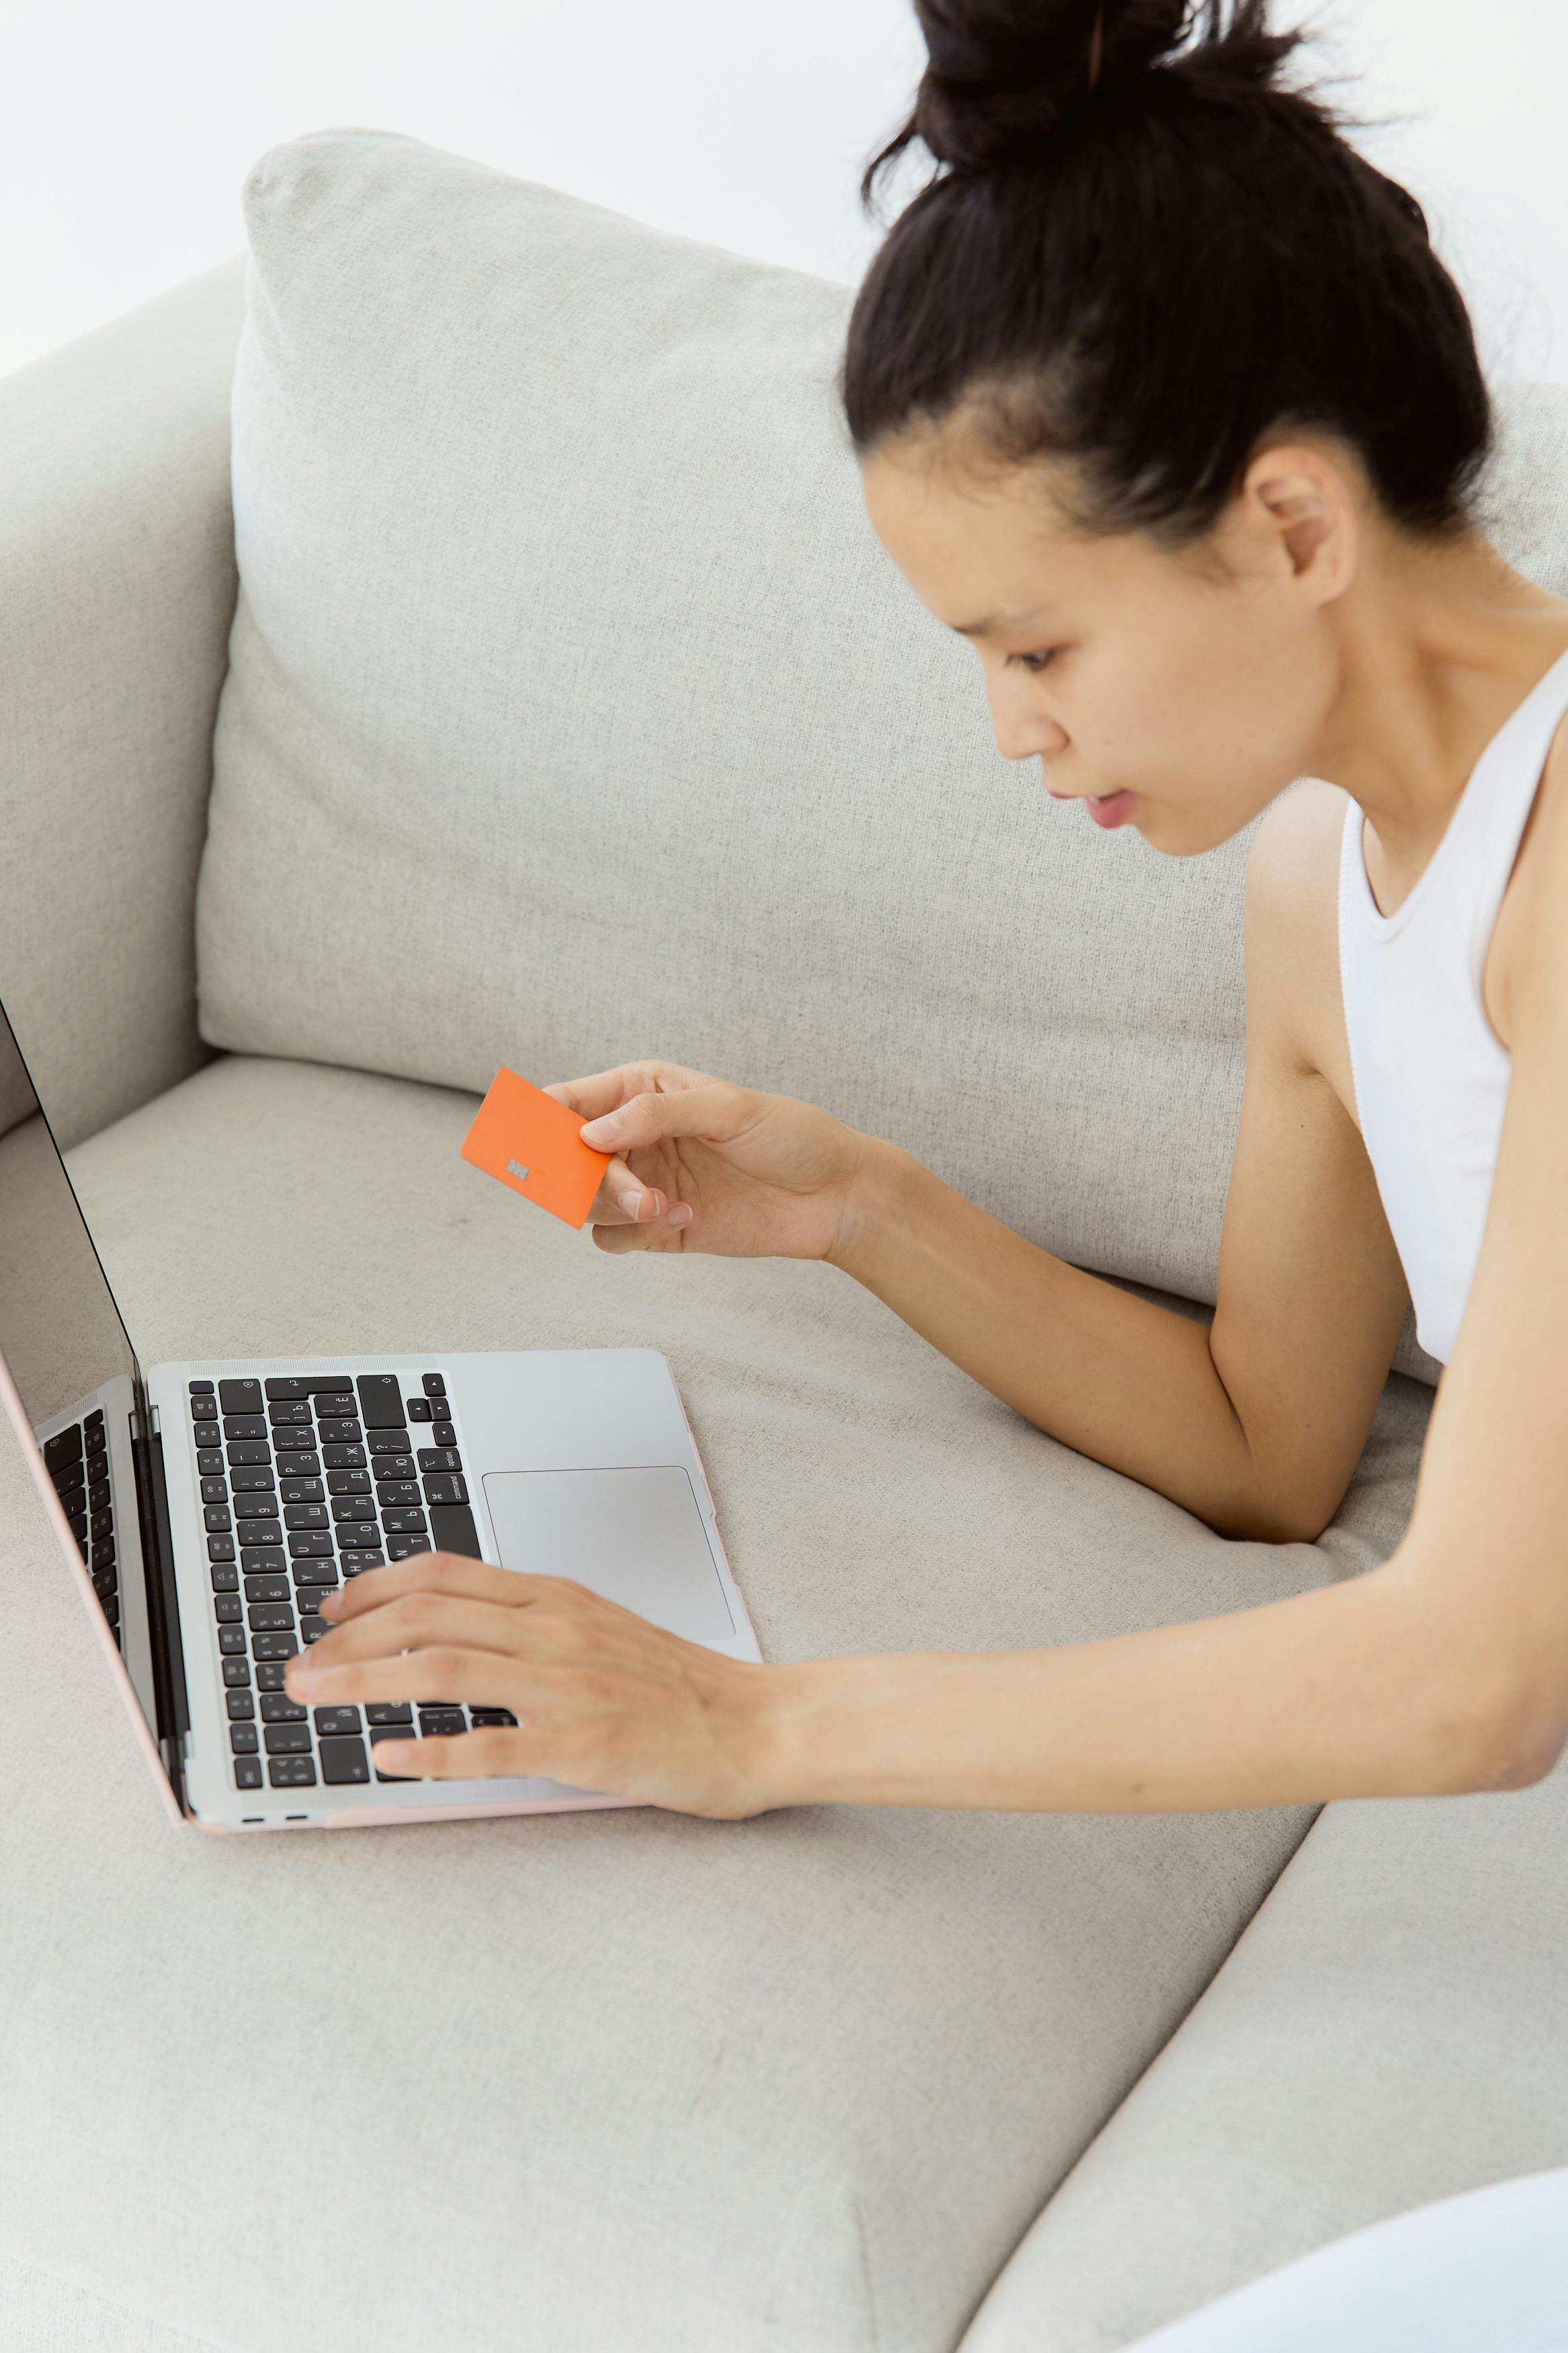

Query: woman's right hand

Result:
[541,1061,878,1263]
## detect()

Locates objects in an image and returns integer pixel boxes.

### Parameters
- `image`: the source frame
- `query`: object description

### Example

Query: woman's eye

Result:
[1007,649,1058,675]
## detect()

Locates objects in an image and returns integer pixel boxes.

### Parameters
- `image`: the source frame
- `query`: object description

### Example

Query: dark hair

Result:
[840,0,1491,549]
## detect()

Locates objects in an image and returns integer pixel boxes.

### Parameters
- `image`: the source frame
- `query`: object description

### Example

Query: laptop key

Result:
[429,1505,482,1558]
[210,1563,239,1593]
[406,1396,432,1421]
[375,1481,418,1508]
[422,1374,446,1398]
[267,1757,317,1788]
[311,1706,362,1734]
[419,1708,466,1739]
[198,1449,224,1475]
[188,1396,218,1423]
[232,1468,275,1493]
[267,1399,312,1426]
[381,1507,427,1536]
[214,1594,242,1623]
[327,1468,370,1496]
[226,1442,271,1468]
[239,1521,282,1546]
[337,1527,384,1550]
[231,1724,259,1755]
[204,1504,233,1533]
[226,1689,255,1720]
[44,1425,83,1469]
[219,1380,263,1415]
[388,1536,432,1562]
[255,1661,288,1691]
[248,1604,294,1632]
[311,1392,356,1419]
[292,1558,338,1585]
[468,1709,518,1728]
[298,1617,329,1645]
[275,1451,321,1479]
[320,1736,370,1786]
[366,1702,413,1725]
[222,1417,267,1442]
[280,1478,324,1505]
[89,1508,113,1539]
[233,1494,280,1521]
[200,1476,228,1503]
[91,1537,116,1570]
[234,1757,263,1790]
[341,1554,384,1575]
[100,1595,120,1627]
[417,1449,461,1474]
[88,1479,111,1512]
[422,1473,468,1507]
[52,1458,85,1497]
[253,1632,299,1662]
[187,1382,214,1396]
[261,1695,307,1722]
[245,1574,290,1603]
[285,1504,328,1531]
[317,1419,362,1445]
[332,1495,376,1521]
[322,1444,366,1471]
[368,1431,412,1456]
[263,1724,311,1755]
[356,1375,405,1429]
[289,1530,333,1558]
[223,1658,252,1687]
[208,1536,237,1564]
[219,1627,247,1656]
[431,1424,458,1449]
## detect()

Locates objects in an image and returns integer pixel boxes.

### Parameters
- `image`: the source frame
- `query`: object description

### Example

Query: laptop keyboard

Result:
[44,1406,120,1645]
[194,1371,516,1798]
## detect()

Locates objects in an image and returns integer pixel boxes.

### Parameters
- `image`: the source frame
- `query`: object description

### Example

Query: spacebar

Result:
[429,1503,482,1558]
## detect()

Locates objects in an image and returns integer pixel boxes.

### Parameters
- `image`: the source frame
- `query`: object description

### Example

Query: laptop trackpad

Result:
[481,1467,735,1642]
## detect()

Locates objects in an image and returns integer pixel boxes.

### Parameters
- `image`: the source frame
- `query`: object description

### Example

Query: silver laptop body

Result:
[0,1005,759,1833]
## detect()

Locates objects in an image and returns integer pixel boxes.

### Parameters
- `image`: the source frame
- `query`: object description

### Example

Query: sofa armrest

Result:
[0,256,247,1149]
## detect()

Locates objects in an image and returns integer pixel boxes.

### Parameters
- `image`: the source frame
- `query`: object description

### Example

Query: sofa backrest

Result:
[197,130,1568,1382]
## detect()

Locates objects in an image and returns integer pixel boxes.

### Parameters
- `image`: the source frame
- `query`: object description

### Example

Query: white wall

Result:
[3,0,1563,383]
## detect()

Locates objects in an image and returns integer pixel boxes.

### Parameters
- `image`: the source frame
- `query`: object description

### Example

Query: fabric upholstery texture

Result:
[0,1049,1426,2353]
[0,258,245,1148]
[958,1755,1568,2351]
[0,2251,226,2353]
[1114,2169,1568,2353]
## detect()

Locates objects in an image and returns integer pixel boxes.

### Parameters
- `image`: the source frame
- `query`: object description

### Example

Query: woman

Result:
[288,0,1568,1815]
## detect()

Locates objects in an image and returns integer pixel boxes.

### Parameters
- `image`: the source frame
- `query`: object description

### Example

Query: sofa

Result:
[1,127,1567,2353]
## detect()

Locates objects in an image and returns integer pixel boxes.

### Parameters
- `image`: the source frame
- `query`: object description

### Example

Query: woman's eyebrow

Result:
[949,606,1048,637]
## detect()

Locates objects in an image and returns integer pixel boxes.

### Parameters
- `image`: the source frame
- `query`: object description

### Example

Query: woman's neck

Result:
[1311,531,1568,896]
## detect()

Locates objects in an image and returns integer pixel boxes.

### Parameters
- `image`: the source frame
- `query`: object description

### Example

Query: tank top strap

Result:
[1460,645,1568,1002]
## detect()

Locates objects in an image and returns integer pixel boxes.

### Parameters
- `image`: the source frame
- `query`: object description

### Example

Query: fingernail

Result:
[581,1115,620,1146]
[669,1203,693,1228]
[618,1187,642,1218]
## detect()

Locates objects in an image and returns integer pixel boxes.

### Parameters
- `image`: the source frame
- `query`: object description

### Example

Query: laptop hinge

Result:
[131,1393,190,1811]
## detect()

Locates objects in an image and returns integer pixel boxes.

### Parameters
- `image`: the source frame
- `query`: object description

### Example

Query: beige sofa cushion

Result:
[959,1757,1568,2351]
[195,130,1413,1353]
[0,1051,1428,2353]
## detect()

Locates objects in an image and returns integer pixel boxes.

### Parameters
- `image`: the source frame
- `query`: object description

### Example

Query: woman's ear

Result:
[1242,438,1360,602]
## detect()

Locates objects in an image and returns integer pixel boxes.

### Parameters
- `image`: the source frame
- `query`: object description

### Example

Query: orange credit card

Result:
[460,1068,612,1230]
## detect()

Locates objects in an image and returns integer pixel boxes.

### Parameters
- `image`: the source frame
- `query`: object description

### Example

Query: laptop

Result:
[0,1001,760,1832]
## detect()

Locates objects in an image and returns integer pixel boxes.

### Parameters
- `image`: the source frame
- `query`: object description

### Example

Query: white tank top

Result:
[1337,647,1568,1367]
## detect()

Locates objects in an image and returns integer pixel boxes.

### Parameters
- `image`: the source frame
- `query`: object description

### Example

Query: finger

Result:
[587,1154,672,1226]
[284,1643,527,1712]
[578,1080,754,1158]
[296,1592,527,1673]
[591,1200,695,1254]
[370,1726,546,1782]
[541,1063,702,1121]
[315,1552,544,1625]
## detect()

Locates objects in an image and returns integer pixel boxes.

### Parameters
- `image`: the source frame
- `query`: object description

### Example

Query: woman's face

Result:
[860,426,1349,857]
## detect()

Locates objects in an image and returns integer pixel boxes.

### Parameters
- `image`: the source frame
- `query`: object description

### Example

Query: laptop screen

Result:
[0,1002,140,1427]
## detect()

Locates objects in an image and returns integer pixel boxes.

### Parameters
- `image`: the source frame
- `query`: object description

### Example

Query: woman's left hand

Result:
[281,1554,775,1817]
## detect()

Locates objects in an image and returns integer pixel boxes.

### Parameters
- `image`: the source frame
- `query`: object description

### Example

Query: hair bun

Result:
[906,1,1298,177]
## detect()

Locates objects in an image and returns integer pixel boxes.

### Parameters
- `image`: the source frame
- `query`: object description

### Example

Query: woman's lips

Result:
[1085,789,1136,828]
